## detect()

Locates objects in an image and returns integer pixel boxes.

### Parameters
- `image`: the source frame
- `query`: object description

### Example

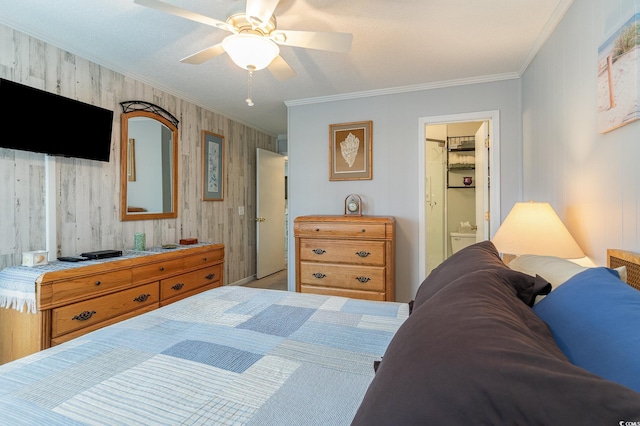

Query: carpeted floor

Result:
[243,268,288,291]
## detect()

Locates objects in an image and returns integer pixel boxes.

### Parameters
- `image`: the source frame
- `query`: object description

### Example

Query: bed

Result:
[0,285,408,425]
[1,241,640,424]
[352,241,640,424]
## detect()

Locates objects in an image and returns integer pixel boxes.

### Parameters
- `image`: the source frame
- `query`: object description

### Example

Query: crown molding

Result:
[518,0,574,75]
[285,72,520,107]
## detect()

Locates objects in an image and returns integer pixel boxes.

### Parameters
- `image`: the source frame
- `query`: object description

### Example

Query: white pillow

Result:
[507,255,626,303]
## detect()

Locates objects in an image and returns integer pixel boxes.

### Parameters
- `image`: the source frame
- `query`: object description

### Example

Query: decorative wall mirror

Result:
[120,101,179,221]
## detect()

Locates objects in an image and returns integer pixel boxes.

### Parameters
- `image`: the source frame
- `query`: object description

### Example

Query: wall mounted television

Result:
[0,78,114,162]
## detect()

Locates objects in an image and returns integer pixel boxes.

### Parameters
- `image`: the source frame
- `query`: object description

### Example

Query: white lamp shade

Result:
[491,201,584,258]
[222,34,279,71]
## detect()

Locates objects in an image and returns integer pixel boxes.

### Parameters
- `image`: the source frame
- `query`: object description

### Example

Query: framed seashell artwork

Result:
[329,120,372,181]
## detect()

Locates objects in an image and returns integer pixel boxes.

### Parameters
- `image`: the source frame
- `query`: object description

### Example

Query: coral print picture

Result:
[597,12,640,133]
[329,121,372,181]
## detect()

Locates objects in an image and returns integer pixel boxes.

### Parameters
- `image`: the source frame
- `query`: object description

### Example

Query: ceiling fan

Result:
[133,0,353,82]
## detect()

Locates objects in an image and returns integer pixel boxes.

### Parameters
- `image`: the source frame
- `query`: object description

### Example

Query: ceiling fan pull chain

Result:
[246,66,255,106]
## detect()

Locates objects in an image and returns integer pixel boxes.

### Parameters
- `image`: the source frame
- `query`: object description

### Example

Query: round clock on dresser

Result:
[344,194,363,216]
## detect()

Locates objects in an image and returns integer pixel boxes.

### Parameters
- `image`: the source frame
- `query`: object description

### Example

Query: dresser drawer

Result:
[132,258,184,282]
[160,264,221,301]
[51,282,159,338]
[183,249,224,269]
[46,269,133,307]
[299,286,386,301]
[299,262,385,292]
[299,239,385,266]
[295,221,386,239]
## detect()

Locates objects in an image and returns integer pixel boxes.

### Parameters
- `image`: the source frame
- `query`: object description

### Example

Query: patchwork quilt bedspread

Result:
[0,286,409,425]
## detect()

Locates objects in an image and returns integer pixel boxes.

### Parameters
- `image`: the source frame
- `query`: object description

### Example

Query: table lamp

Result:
[491,201,584,263]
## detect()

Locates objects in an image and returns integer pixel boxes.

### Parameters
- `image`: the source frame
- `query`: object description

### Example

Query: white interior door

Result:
[256,148,285,279]
[475,122,489,240]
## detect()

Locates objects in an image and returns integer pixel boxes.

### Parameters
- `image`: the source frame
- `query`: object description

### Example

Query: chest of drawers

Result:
[294,216,395,301]
[0,244,224,364]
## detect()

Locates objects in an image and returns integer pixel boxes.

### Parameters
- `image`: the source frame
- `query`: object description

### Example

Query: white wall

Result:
[522,0,640,266]
[287,79,523,302]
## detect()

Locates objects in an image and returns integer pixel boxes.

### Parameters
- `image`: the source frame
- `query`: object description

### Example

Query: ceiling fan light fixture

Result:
[222,34,279,71]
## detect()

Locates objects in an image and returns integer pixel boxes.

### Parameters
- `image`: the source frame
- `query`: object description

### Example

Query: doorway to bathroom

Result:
[417,111,501,279]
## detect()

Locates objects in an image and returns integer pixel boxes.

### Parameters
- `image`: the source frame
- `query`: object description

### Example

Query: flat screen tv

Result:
[0,78,114,162]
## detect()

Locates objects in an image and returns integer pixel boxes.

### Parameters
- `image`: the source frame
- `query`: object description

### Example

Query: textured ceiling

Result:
[0,0,572,135]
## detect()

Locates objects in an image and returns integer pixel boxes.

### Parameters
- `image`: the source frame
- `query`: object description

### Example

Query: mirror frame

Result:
[120,108,179,221]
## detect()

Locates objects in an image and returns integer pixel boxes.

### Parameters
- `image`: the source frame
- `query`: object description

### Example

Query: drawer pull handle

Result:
[172,283,184,291]
[356,251,371,257]
[203,257,207,261]
[206,273,216,280]
[159,266,165,271]
[361,229,366,233]
[134,294,151,303]
[312,273,326,279]
[95,281,101,286]
[315,228,320,232]
[73,310,96,321]
[312,249,326,255]
[355,276,371,283]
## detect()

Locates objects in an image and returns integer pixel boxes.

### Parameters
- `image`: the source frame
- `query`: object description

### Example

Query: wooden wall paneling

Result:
[28,38,46,80]
[22,153,46,254]
[58,160,75,255]
[0,152,15,266]
[59,51,77,94]
[43,43,60,92]
[75,160,93,256]
[13,31,28,81]
[0,23,280,287]
[12,151,27,260]
[0,25,14,70]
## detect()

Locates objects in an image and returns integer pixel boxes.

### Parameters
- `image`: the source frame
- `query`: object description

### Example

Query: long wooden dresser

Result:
[294,215,395,301]
[0,243,224,364]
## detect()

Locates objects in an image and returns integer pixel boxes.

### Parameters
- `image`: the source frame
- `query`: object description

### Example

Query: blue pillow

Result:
[533,267,640,393]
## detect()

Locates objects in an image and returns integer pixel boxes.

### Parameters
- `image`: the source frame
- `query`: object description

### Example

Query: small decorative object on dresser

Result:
[134,232,146,251]
[294,215,395,301]
[344,193,363,216]
[22,250,48,267]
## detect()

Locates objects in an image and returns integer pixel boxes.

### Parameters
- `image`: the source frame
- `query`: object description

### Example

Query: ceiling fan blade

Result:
[245,0,280,27]
[271,30,352,53]
[133,0,233,32]
[267,55,296,81]
[180,44,226,64]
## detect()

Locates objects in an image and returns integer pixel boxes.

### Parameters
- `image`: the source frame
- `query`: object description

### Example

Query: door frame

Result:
[417,110,501,280]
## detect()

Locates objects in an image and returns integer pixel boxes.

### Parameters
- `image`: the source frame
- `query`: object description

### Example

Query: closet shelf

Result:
[448,164,475,170]
[447,136,475,151]
[447,134,476,190]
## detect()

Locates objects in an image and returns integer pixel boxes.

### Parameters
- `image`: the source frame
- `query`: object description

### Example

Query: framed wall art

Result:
[597,12,640,133]
[329,120,372,181]
[202,130,224,201]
